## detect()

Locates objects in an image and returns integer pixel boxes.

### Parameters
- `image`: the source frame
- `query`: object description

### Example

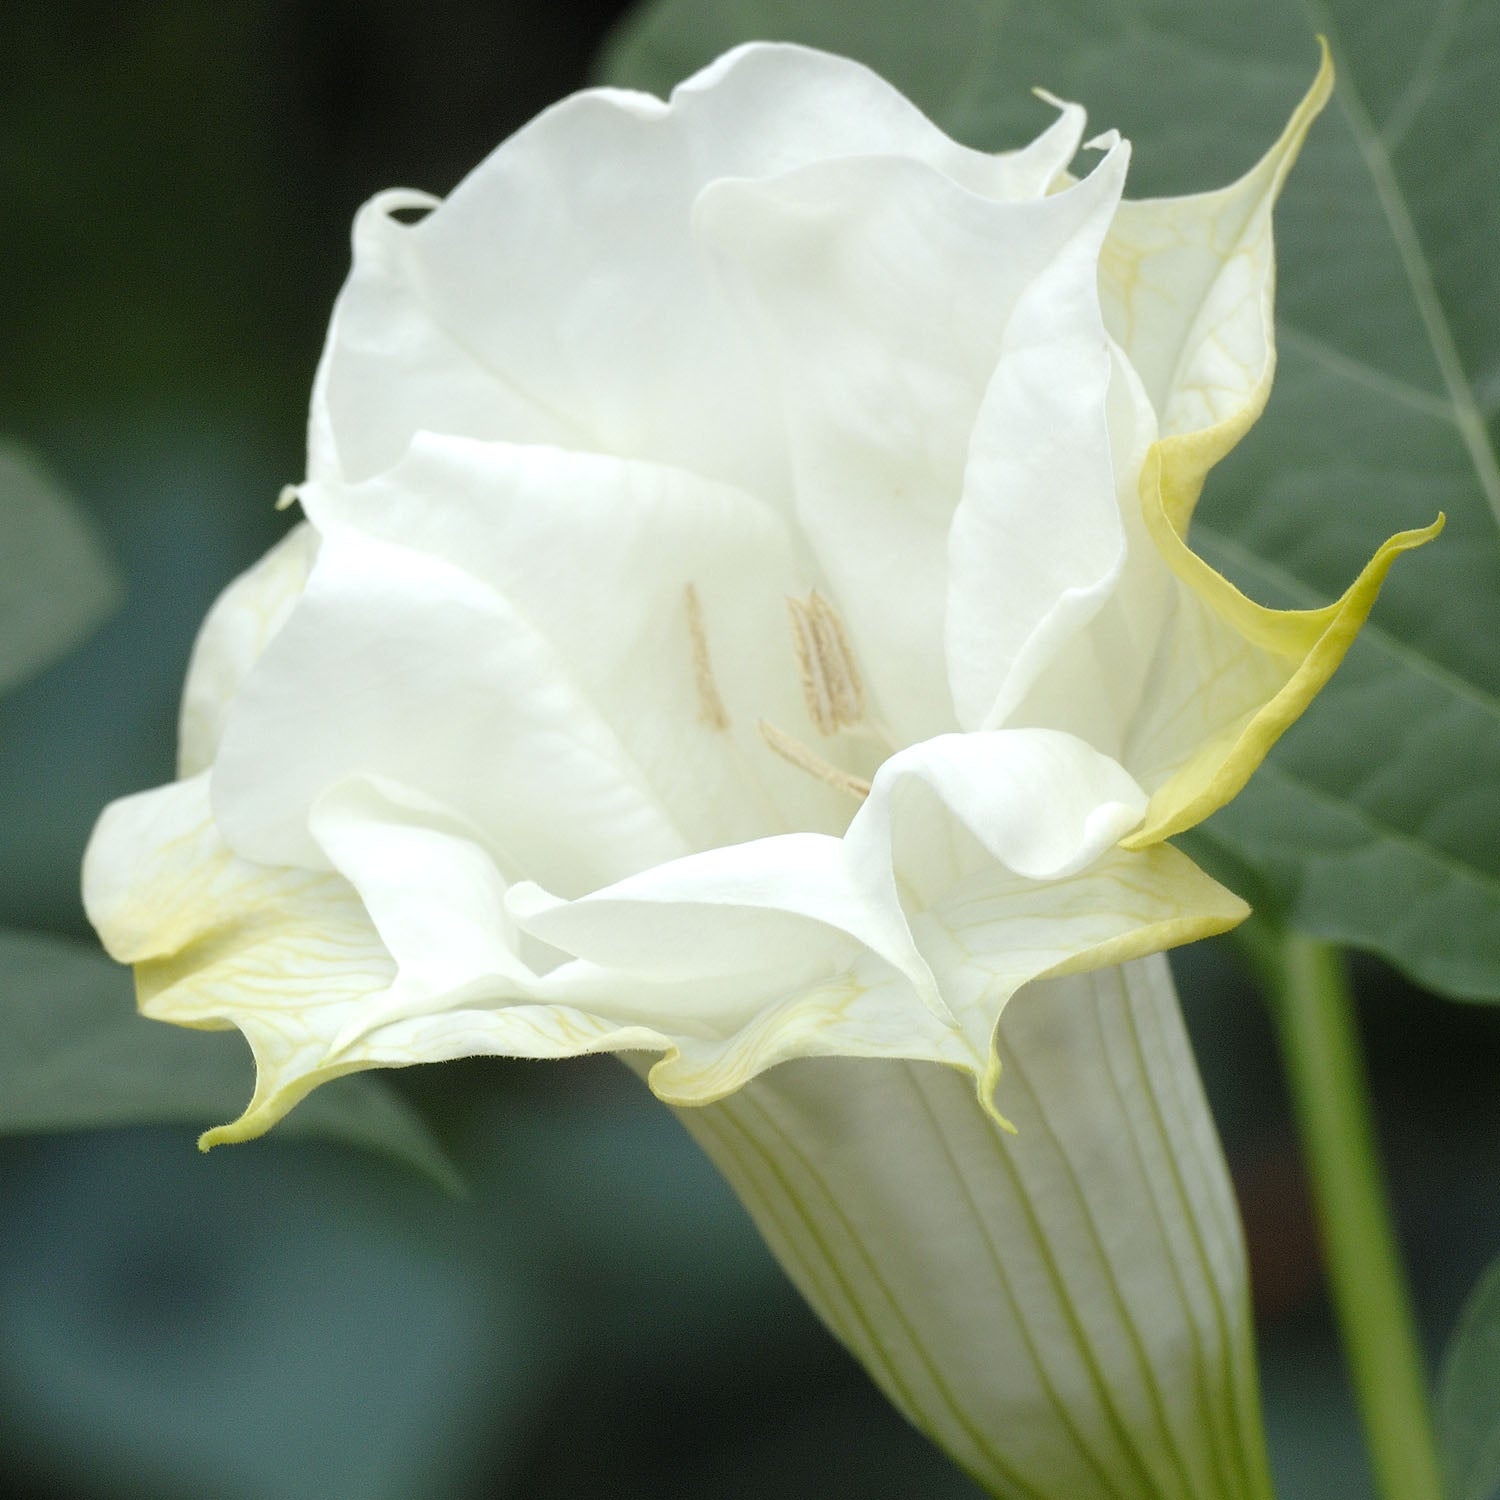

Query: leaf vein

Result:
[1193,524,1500,728]
[1303,0,1500,530]
[1277,322,1454,423]
[1246,758,1500,904]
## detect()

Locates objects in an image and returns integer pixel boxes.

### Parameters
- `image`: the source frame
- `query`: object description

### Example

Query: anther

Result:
[786,589,866,736]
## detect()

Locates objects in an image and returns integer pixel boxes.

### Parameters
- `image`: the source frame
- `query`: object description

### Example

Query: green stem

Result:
[1244,923,1444,1500]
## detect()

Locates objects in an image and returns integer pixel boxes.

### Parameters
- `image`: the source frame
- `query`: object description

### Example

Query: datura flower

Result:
[83,40,1433,1500]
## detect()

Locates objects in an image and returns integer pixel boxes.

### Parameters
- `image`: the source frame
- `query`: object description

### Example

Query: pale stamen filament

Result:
[683,584,730,730]
[758,719,871,801]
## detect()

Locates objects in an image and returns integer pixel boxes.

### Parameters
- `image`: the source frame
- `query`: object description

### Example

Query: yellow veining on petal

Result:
[137,865,396,1150]
[84,777,398,1149]
[1032,854,1249,979]
[1102,43,1442,847]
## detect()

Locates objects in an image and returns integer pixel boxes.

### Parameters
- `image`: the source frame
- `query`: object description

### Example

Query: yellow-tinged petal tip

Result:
[977,845,1251,1129]
[1108,41,1436,850]
[195,1057,379,1151]
[976,1052,1019,1134]
[1124,512,1444,850]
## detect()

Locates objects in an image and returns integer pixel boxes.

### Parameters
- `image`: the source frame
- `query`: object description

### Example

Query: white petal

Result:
[309,774,537,1049]
[301,435,848,846]
[390,809,1221,1105]
[673,44,1085,200]
[307,189,582,487]
[1090,53,1438,843]
[1004,91,1089,193]
[489,731,1241,1111]
[846,730,1236,1075]
[81,749,1240,1149]
[848,729,1147,898]
[509,832,898,982]
[507,835,951,1094]
[662,956,1272,1500]
[81,773,399,1146]
[1099,98,1308,442]
[1094,60,1309,806]
[912,839,1247,1082]
[210,526,693,894]
[997,344,1177,757]
[510,729,1147,1017]
[311,45,1099,497]
[945,147,1131,732]
[176,522,317,777]
[695,144,1129,743]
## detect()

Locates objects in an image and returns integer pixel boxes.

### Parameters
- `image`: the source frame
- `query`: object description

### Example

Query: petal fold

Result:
[696,142,1129,743]
[210,525,695,894]
[176,522,317,778]
[310,44,1084,495]
[946,145,1130,732]
[81,773,399,1148]
[502,732,1243,1122]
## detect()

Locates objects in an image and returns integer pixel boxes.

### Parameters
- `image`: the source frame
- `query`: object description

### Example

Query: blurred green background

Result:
[4,3,1499,1497]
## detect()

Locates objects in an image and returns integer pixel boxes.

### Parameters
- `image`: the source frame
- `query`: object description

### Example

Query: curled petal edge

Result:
[1123,480,1442,850]
[339,841,1248,1142]
[952,844,1250,1131]
[93,772,1248,1150]
[1118,41,1444,846]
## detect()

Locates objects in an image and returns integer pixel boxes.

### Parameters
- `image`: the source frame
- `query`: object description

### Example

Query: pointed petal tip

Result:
[195,1084,297,1151]
[1124,512,1444,850]
[198,1114,263,1152]
[976,1059,1018,1135]
[1311,34,1335,97]
[195,1055,376,1151]
[1254,35,1334,190]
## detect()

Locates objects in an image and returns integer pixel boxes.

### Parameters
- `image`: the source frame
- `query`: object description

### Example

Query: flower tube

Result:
[667,958,1269,1499]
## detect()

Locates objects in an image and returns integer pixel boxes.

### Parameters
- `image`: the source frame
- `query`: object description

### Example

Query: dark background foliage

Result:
[2,3,1498,1497]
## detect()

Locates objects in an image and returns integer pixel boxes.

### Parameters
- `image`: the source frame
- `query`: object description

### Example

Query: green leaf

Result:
[0,928,463,1194]
[1439,1255,1500,1500]
[0,442,123,693]
[598,0,1500,1000]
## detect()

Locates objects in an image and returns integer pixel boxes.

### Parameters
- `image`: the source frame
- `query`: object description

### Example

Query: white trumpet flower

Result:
[83,41,1433,1500]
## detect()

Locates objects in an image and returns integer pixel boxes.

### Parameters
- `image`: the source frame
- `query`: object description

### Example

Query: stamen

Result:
[684,584,730,730]
[758,719,871,801]
[787,590,866,735]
